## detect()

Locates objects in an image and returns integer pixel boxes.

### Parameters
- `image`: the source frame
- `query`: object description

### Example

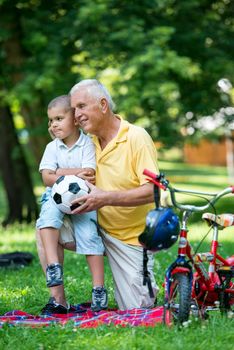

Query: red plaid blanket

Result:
[0,305,163,328]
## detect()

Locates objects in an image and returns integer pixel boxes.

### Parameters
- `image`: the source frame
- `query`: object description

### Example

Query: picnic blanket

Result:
[0,304,164,328]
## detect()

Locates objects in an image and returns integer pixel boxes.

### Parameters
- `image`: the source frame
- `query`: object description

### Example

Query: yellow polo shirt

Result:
[92,117,159,245]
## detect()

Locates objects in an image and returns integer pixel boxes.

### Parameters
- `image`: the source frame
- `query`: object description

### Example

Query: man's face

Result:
[70,88,102,135]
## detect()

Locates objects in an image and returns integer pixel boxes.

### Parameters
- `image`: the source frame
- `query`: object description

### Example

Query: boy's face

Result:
[47,106,78,141]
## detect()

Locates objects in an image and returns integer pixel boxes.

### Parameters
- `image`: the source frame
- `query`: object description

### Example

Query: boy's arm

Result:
[56,167,96,184]
[42,167,95,187]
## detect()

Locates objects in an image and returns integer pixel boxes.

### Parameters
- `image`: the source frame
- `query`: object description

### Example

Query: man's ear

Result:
[100,98,108,113]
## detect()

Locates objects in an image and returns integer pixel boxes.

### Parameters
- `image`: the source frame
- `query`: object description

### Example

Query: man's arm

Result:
[71,182,155,214]
[42,168,95,187]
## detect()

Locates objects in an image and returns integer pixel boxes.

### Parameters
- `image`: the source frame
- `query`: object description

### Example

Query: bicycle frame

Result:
[192,220,234,308]
[143,169,234,323]
[164,211,194,307]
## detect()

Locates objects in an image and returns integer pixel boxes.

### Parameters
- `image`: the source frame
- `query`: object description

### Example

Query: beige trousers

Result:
[100,230,159,311]
[58,216,76,245]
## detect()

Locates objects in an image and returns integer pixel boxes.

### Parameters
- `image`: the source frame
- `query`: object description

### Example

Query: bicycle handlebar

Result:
[143,169,234,213]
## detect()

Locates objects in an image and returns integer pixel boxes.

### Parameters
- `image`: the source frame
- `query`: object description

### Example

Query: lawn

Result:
[0,161,233,349]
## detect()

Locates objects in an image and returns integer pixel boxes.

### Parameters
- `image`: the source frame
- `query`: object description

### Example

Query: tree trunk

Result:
[0,106,38,226]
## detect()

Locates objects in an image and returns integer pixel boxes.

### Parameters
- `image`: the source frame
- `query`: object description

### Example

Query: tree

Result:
[0,0,79,224]
[0,106,38,225]
[67,0,234,146]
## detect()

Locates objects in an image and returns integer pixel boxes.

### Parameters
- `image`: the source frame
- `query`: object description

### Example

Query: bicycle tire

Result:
[163,273,191,325]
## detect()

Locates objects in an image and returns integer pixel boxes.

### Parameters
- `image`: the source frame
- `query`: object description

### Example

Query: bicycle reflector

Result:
[139,207,180,252]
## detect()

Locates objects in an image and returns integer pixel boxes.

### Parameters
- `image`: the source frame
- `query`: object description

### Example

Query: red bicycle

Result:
[143,169,234,325]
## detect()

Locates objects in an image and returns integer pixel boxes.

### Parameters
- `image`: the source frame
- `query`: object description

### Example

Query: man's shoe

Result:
[46,263,63,287]
[40,297,70,315]
[91,287,108,312]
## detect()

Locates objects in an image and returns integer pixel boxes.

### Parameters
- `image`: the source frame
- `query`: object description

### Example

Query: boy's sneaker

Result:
[40,297,70,316]
[46,263,63,287]
[91,287,108,312]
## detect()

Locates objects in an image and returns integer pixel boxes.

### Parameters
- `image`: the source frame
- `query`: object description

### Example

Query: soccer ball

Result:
[51,175,89,214]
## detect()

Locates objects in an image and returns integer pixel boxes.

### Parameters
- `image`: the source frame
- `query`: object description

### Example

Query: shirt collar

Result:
[115,115,129,143]
[57,129,86,149]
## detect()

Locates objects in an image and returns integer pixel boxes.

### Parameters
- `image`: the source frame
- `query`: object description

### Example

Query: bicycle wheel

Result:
[163,273,191,325]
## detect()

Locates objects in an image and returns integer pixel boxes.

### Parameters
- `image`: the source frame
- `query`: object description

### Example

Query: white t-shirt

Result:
[39,130,96,172]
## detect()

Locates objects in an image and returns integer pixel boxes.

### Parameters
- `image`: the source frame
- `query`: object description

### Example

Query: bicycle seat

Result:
[202,213,234,229]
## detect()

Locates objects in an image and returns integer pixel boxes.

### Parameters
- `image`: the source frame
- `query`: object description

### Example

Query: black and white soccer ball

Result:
[51,175,89,214]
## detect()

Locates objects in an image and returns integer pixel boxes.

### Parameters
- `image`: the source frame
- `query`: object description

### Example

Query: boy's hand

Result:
[55,168,96,184]
[48,122,55,140]
[77,170,96,184]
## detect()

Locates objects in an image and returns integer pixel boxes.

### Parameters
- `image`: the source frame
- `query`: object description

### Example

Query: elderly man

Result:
[37,79,159,312]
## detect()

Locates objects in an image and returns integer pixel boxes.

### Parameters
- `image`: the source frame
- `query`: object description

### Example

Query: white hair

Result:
[69,79,116,111]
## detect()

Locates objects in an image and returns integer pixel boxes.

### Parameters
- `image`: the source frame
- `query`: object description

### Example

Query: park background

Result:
[0,1,233,349]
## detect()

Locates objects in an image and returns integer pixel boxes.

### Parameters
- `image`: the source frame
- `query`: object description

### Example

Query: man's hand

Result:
[71,182,106,214]
[71,182,155,214]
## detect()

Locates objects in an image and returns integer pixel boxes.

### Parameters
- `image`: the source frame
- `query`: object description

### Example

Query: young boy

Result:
[36,95,107,313]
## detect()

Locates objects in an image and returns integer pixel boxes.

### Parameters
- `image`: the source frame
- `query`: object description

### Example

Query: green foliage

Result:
[0,0,233,153]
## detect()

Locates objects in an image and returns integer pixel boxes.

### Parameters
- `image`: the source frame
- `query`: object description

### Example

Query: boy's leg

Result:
[36,229,66,308]
[36,221,74,273]
[39,228,63,288]
[36,195,64,264]
[86,255,104,286]
[36,229,63,273]
[86,255,108,312]
[40,227,60,264]
[71,211,107,311]
[36,196,65,287]
[36,228,49,273]
[36,218,76,310]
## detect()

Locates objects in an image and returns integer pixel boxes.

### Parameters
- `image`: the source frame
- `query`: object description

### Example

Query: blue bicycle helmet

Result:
[139,207,180,252]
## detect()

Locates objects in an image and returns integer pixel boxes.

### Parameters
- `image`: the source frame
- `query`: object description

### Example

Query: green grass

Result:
[0,161,233,349]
